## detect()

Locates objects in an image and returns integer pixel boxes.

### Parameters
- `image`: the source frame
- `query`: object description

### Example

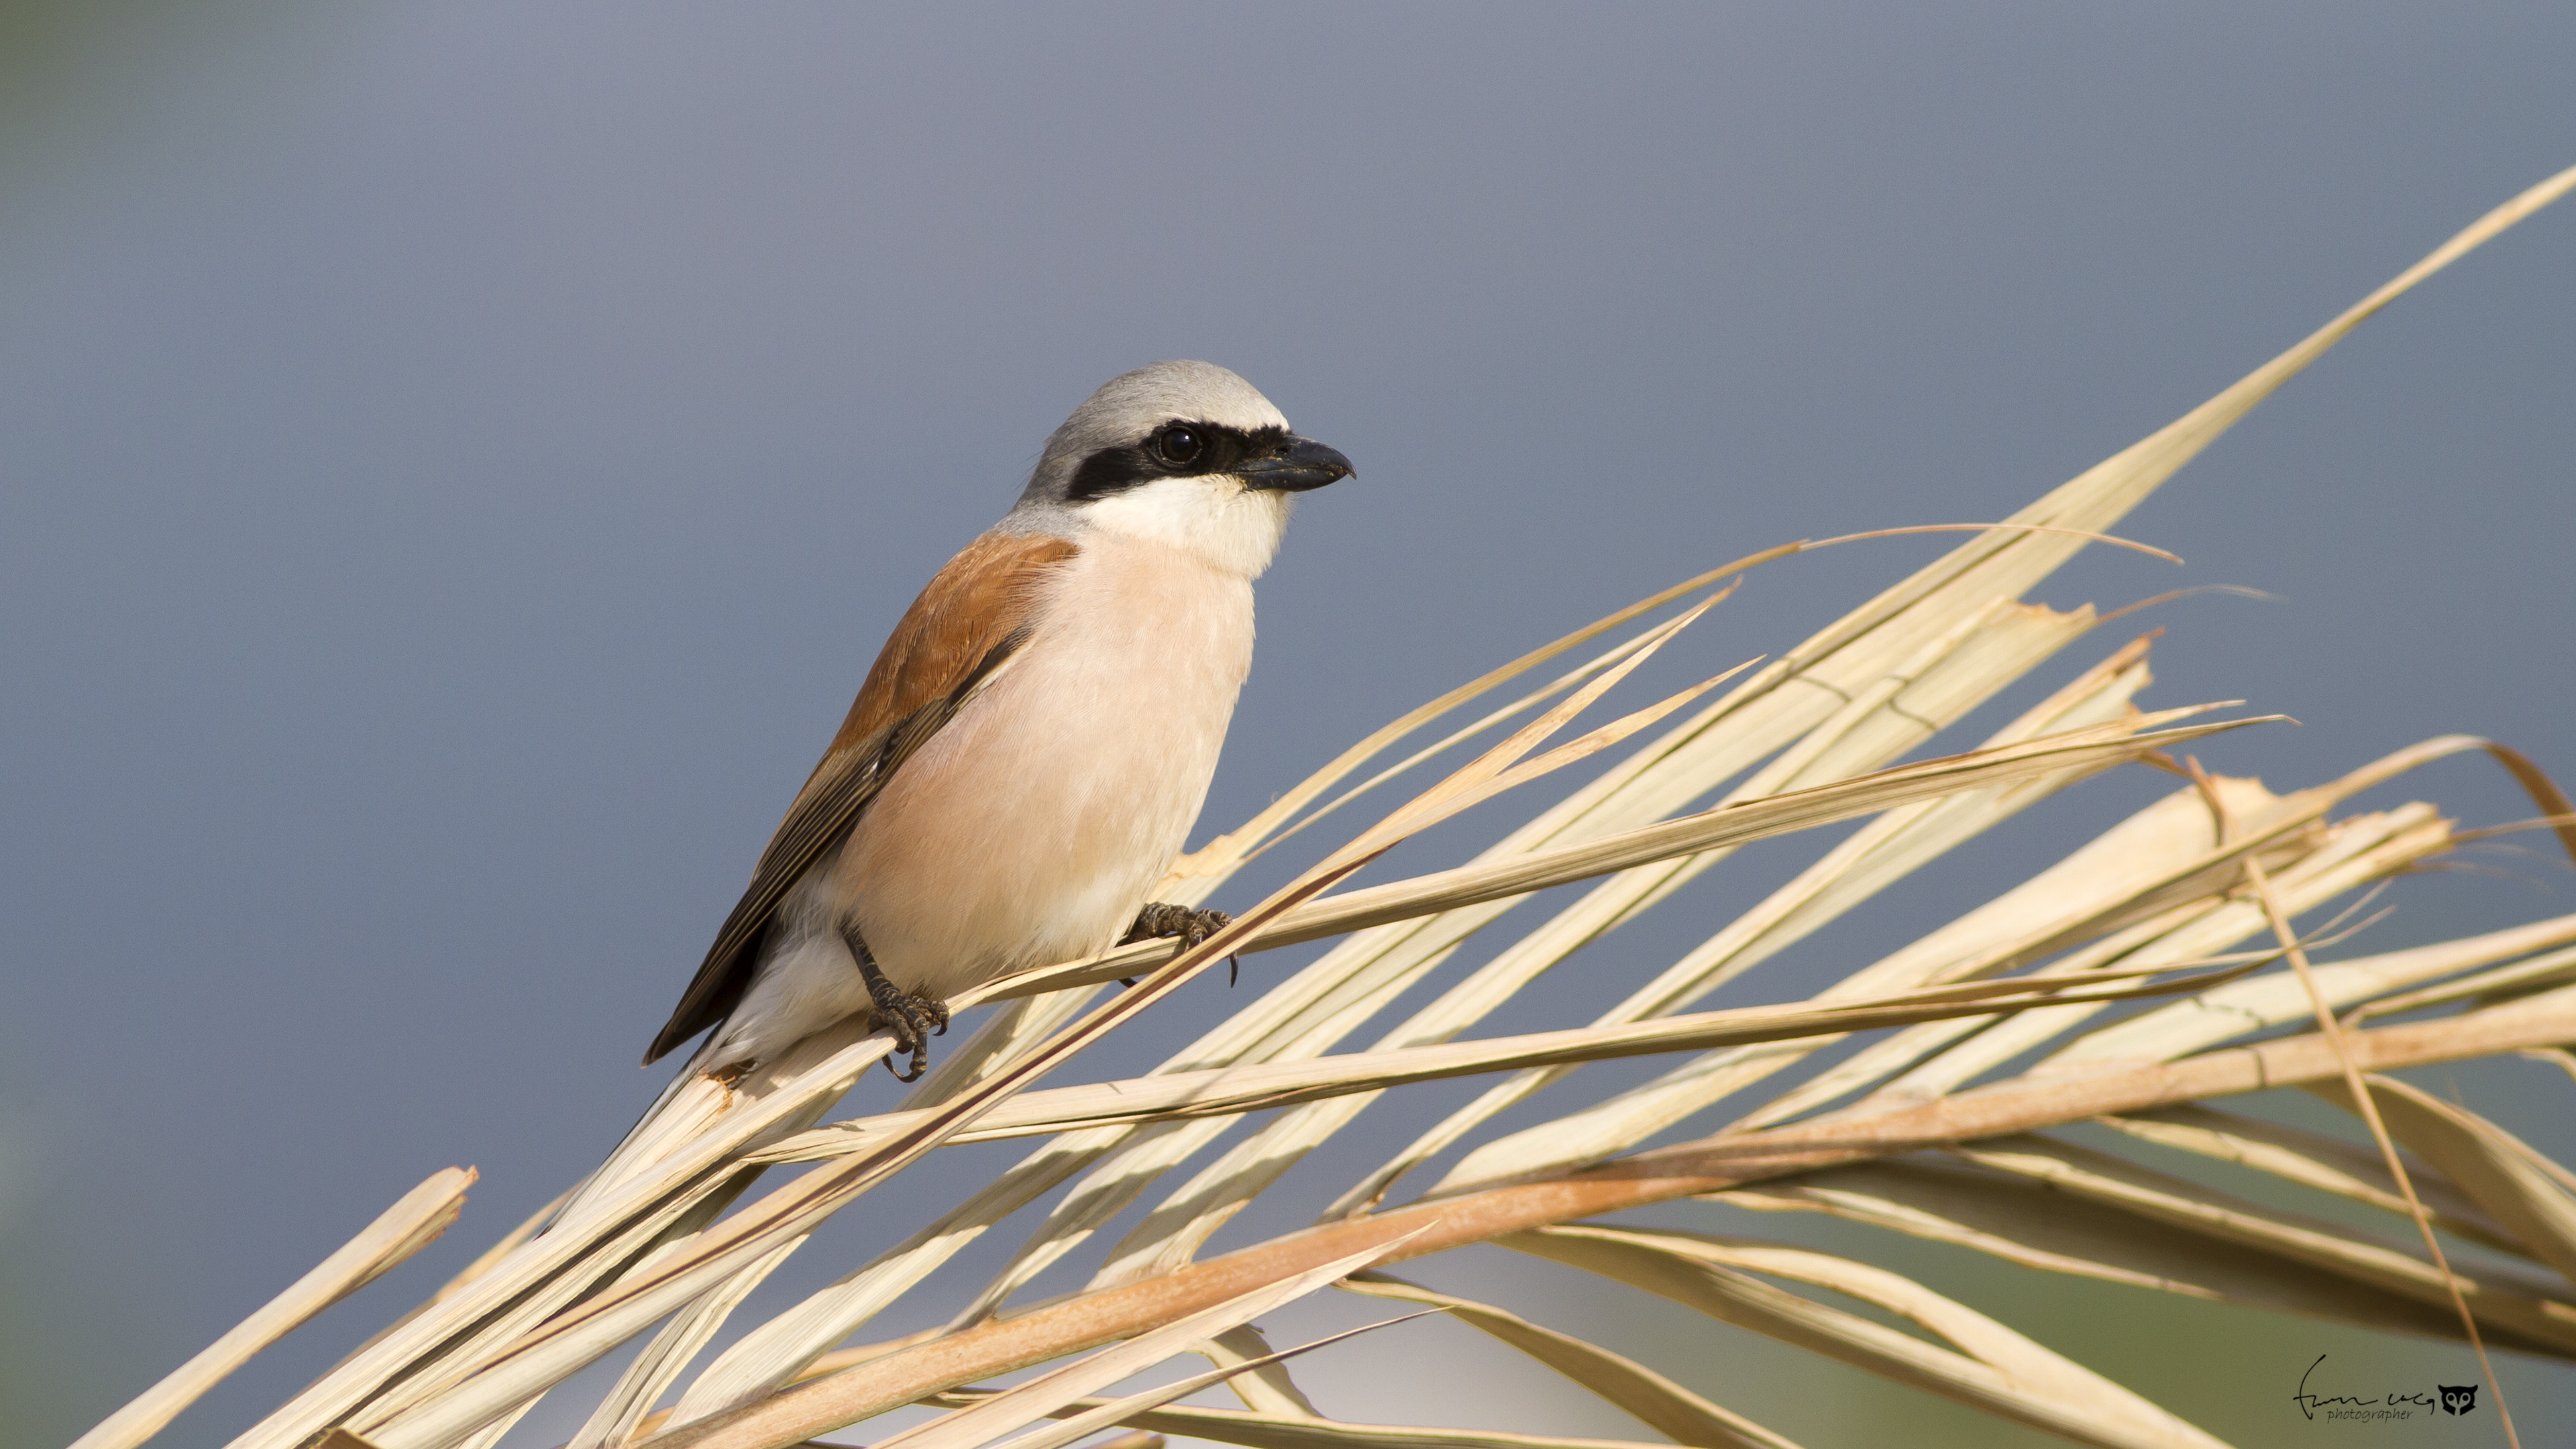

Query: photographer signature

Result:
[2292,1354,2477,1421]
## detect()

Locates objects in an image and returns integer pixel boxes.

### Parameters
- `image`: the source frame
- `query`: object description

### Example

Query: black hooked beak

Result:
[1234,433,1354,493]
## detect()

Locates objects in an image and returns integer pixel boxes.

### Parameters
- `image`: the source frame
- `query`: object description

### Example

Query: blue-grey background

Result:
[5,4,2574,1446]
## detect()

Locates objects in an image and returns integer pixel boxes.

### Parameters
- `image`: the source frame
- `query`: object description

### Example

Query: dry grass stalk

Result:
[649,984,2576,1449]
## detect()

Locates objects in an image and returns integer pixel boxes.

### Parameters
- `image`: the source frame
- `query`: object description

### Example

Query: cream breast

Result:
[828,528,1256,1000]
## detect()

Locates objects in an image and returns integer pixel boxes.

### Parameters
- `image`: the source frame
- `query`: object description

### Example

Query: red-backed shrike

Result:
[646,361,1353,1081]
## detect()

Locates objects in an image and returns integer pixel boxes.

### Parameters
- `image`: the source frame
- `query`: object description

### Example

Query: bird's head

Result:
[1010,360,1354,576]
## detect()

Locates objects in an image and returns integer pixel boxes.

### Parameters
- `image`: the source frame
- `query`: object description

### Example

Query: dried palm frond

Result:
[73,162,2576,1449]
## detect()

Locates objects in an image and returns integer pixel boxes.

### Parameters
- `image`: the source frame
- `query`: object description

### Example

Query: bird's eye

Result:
[1155,427,1203,465]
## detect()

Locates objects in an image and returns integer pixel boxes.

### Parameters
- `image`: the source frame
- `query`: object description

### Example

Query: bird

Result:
[645,360,1353,1083]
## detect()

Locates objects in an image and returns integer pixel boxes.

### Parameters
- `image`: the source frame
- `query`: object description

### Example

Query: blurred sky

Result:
[5,4,2575,1447]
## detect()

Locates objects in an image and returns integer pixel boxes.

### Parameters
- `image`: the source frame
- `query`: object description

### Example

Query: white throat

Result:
[1077,476,1295,578]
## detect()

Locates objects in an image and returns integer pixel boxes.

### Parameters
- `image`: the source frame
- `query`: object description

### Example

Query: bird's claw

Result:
[1120,902,1242,988]
[1125,902,1230,951]
[873,989,949,1081]
[847,926,949,1081]
[1124,902,1232,951]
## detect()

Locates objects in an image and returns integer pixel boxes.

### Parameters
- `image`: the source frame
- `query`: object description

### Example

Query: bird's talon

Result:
[1123,902,1233,958]
[847,924,947,1082]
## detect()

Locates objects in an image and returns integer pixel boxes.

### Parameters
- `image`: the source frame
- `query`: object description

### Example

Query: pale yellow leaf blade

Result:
[1832,805,2451,1118]
[1165,555,1786,897]
[993,708,2277,1006]
[316,1034,902,1449]
[2098,1106,2527,1255]
[1506,1226,2230,1449]
[2312,1075,2576,1292]
[1427,792,2408,1196]
[565,1239,804,1449]
[2047,912,2576,1071]
[1317,619,2141,1222]
[2355,943,2576,1024]
[1201,1326,1324,1417]
[955,1397,1696,1449]
[1721,1157,2523,1344]
[72,1168,472,1449]
[1949,1135,2576,1355]
[756,959,2256,1162]
[976,1316,1424,1449]
[863,1231,1424,1449]
[1340,1272,1803,1449]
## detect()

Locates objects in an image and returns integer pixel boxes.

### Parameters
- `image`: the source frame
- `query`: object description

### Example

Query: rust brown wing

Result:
[644,531,1081,1065]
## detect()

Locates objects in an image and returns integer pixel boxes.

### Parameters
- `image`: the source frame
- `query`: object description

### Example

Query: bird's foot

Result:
[1121,902,1241,986]
[867,977,950,1083]
[849,930,949,1081]
[1124,902,1234,950]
